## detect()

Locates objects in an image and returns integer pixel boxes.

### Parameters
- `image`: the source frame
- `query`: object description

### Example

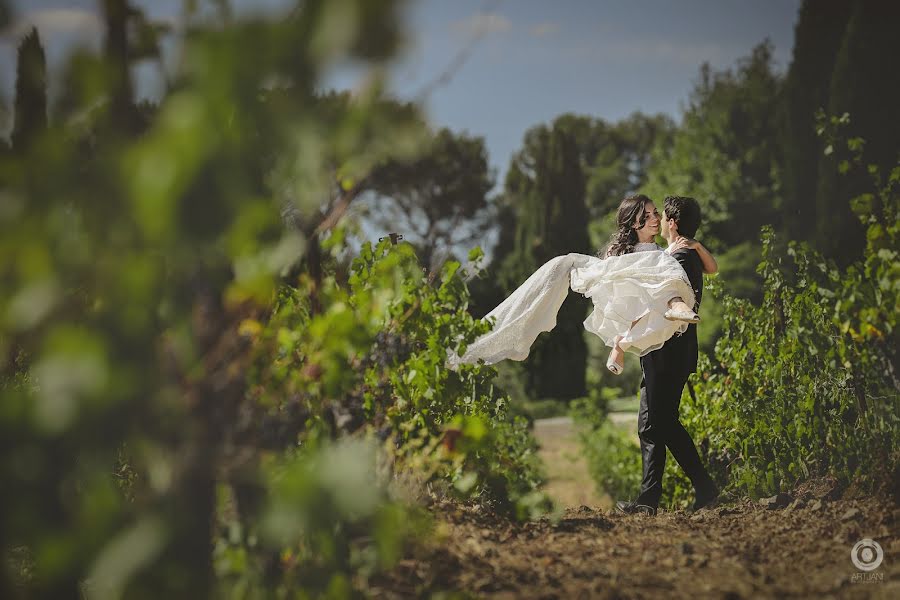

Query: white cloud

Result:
[451,12,512,37]
[529,22,560,38]
[5,8,103,40]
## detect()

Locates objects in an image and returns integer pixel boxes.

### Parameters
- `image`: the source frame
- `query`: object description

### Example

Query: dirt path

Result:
[532,414,636,509]
[531,416,609,509]
[371,418,898,599]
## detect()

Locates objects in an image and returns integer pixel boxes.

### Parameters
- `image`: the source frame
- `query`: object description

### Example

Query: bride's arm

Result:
[668,237,718,274]
[690,241,718,274]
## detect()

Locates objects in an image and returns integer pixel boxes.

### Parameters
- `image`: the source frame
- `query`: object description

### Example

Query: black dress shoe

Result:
[615,500,657,516]
[692,484,719,511]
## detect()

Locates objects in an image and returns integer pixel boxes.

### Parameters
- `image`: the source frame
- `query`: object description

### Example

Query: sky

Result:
[1,0,801,178]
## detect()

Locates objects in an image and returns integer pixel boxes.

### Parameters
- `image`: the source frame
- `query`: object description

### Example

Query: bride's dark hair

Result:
[601,194,653,257]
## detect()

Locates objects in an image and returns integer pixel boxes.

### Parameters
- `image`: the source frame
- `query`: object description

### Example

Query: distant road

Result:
[532,412,638,510]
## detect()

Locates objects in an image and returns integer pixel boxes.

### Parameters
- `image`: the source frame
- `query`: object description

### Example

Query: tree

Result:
[103,0,138,133]
[0,0,420,596]
[497,116,591,400]
[779,0,854,245]
[644,42,782,251]
[641,44,783,350]
[466,112,672,398]
[585,112,675,220]
[367,127,495,270]
[815,0,900,264]
[11,27,47,153]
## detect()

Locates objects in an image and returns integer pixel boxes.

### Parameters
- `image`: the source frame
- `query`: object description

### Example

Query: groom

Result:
[616,195,718,515]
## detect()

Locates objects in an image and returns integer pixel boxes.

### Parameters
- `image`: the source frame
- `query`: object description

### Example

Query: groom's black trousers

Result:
[635,345,713,508]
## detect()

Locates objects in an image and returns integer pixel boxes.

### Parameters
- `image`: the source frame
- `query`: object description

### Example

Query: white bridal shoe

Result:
[664,308,700,323]
[606,346,624,375]
[606,356,623,375]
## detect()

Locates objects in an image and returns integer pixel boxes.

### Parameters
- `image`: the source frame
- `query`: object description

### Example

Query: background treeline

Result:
[465,0,900,405]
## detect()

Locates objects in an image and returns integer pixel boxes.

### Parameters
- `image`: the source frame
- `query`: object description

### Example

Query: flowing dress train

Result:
[447,245,695,368]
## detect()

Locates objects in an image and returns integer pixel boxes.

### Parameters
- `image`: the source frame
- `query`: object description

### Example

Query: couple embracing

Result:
[606,194,719,515]
[449,193,720,514]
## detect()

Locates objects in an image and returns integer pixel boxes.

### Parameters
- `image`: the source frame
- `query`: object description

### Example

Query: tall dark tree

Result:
[468,112,671,398]
[0,0,9,29]
[779,0,854,245]
[499,117,591,400]
[103,0,139,133]
[11,27,47,153]
[815,0,900,263]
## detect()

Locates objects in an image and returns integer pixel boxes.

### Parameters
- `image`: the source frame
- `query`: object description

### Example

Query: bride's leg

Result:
[606,336,624,375]
[607,314,649,374]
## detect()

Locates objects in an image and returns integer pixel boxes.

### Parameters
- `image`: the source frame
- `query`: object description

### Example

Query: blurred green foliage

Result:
[203,234,552,595]
[0,0,551,597]
[211,437,430,599]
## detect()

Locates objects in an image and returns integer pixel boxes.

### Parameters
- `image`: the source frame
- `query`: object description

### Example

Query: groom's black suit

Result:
[635,248,714,508]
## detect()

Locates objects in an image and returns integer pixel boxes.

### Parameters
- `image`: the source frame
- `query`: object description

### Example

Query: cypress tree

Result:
[103,0,138,133]
[500,118,591,401]
[11,27,47,154]
[489,113,667,400]
[816,0,900,262]
[780,0,854,244]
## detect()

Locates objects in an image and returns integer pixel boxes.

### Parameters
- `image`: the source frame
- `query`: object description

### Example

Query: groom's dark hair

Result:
[664,196,701,238]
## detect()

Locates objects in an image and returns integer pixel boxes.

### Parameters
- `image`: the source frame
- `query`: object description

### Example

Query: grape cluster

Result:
[251,395,311,450]
[367,330,413,368]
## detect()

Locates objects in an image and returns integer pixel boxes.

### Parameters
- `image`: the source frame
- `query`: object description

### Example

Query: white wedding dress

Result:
[447,243,695,368]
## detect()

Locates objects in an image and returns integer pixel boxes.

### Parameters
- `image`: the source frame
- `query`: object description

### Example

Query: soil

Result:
[369,418,899,599]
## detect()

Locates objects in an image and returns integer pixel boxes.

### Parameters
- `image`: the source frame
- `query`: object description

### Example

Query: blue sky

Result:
[2,0,800,176]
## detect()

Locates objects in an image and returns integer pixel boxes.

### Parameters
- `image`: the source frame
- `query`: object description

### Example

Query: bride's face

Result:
[633,201,660,239]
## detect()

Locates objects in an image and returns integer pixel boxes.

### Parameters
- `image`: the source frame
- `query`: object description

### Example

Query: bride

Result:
[447,194,717,374]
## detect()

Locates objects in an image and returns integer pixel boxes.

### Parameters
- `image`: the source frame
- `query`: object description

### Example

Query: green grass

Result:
[512,398,571,420]
[606,395,639,413]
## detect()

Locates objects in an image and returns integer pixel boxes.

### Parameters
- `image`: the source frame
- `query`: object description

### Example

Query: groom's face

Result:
[661,210,676,238]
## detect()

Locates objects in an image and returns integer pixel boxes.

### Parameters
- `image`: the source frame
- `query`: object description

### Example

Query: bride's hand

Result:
[666,236,696,253]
